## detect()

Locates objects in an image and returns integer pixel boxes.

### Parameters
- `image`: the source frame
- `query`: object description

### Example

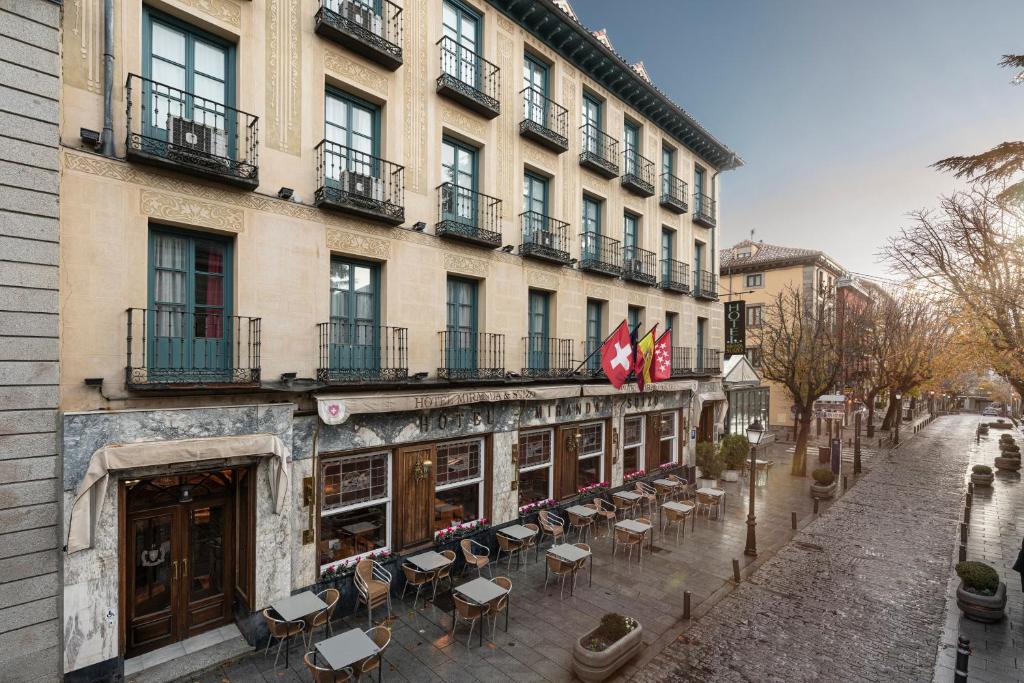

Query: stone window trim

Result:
[660,411,678,464]
[745,273,764,288]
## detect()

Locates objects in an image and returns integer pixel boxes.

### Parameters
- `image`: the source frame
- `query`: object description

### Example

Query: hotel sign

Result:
[724,300,746,356]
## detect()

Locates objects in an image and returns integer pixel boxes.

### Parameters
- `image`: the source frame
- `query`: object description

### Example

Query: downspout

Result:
[101,0,115,156]
[709,153,739,276]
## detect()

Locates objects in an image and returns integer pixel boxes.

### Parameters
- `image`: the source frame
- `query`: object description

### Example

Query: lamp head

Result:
[746,419,765,446]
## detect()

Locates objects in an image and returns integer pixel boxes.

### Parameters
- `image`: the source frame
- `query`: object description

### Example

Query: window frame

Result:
[746,304,763,328]
[576,421,605,485]
[622,415,645,473]
[582,195,602,235]
[517,428,554,505]
[324,88,380,159]
[318,449,393,571]
[745,273,764,289]
[659,411,678,465]
[434,437,486,526]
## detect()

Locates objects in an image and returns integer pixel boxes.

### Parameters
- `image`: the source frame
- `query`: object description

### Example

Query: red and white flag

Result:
[600,321,634,389]
[652,328,672,382]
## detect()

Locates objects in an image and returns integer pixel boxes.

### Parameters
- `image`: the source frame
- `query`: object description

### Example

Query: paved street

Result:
[634,415,971,683]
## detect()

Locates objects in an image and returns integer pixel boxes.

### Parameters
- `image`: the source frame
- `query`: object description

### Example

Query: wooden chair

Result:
[537,510,565,547]
[613,526,642,565]
[488,576,512,636]
[358,625,391,680]
[460,538,492,578]
[635,482,658,516]
[496,532,524,571]
[303,652,353,683]
[451,594,487,646]
[663,503,694,545]
[303,587,339,648]
[432,549,456,600]
[592,498,618,538]
[262,608,304,669]
[400,562,435,608]
[354,559,392,628]
[567,509,594,543]
[543,553,575,599]
[522,523,540,562]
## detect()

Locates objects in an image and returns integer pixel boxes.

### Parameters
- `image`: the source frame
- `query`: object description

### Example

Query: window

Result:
[659,412,678,465]
[523,53,548,125]
[694,240,705,275]
[627,305,643,333]
[696,317,707,369]
[726,387,770,436]
[441,0,481,88]
[581,94,601,153]
[445,276,477,371]
[661,145,674,195]
[319,451,390,567]
[582,196,601,235]
[441,137,478,223]
[623,120,640,175]
[518,429,553,506]
[148,228,233,379]
[523,172,548,239]
[694,164,706,214]
[527,289,550,371]
[143,9,234,147]
[328,258,379,373]
[623,212,638,260]
[586,299,603,372]
[746,305,763,328]
[745,346,763,368]
[746,273,764,288]
[622,415,644,474]
[576,422,604,486]
[661,227,674,283]
[324,90,378,181]
[665,312,678,333]
[434,438,484,530]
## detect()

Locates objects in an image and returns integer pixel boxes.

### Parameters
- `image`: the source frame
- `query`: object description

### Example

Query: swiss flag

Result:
[600,321,634,389]
[652,328,672,382]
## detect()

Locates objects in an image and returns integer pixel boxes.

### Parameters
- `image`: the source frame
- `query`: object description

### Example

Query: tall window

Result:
[745,346,763,368]
[661,145,674,195]
[582,195,602,263]
[623,212,638,261]
[434,438,484,530]
[746,305,763,328]
[627,305,643,333]
[324,90,377,182]
[581,93,601,154]
[622,415,644,474]
[527,289,550,371]
[694,240,705,275]
[694,164,706,213]
[445,277,477,371]
[661,227,674,283]
[586,299,603,372]
[441,0,481,89]
[523,172,548,239]
[148,228,232,379]
[328,259,379,373]
[665,312,678,333]
[623,120,640,175]
[696,317,707,369]
[659,412,678,465]
[319,451,390,568]
[441,137,478,224]
[518,429,553,506]
[523,53,548,125]
[577,422,604,486]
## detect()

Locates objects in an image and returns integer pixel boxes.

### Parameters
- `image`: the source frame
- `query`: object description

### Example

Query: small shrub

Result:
[811,468,835,486]
[999,442,1019,453]
[956,561,1000,595]
[720,434,751,470]
[582,613,639,651]
[972,464,992,475]
[695,442,725,479]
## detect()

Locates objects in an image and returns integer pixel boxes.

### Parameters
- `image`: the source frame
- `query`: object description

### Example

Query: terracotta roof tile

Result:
[719,240,825,268]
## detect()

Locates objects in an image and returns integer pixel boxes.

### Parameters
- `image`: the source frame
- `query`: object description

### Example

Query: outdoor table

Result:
[407,550,451,573]
[315,627,381,682]
[452,577,510,646]
[696,487,726,516]
[546,543,593,594]
[660,500,696,537]
[270,591,327,667]
[613,490,642,516]
[613,519,654,562]
[652,478,680,502]
[498,524,538,564]
[564,505,599,543]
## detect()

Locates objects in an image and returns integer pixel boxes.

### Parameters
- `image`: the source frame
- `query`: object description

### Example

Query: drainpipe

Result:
[101,0,115,156]
[710,153,739,276]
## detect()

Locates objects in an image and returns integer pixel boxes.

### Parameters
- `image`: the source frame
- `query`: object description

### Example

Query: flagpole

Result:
[570,320,629,375]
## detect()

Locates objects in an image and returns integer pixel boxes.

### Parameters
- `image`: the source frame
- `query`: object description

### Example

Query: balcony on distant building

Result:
[659,173,688,214]
[519,212,571,265]
[621,246,657,286]
[522,336,574,378]
[578,232,622,277]
[438,330,505,380]
[621,149,655,197]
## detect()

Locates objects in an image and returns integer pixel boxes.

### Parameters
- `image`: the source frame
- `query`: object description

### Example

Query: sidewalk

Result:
[934,420,1024,683]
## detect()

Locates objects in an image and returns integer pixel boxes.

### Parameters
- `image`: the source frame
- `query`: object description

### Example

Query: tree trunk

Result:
[791,413,812,477]
[881,390,898,430]
[865,390,878,437]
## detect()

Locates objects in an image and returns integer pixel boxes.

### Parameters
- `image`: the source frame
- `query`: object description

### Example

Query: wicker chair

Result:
[303,587,340,648]
[400,562,435,608]
[613,526,643,565]
[522,523,540,562]
[612,493,638,519]
[571,542,590,590]
[460,538,492,578]
[635,482,658,517]
[543,552,576,599]
[567,508,594,544]
[432,549,456,600]
[696,491,722,520]
[303,652,353,683]
[669,474,692,501]
[537,510,565,547]
[451,594,487,646]
[262,608,304,669]
[354,559,392,628]
[592,498,618,538]
[496,532,524,571]
[488,576,512,636]
[663,503,694,545]
[358,625,391,680]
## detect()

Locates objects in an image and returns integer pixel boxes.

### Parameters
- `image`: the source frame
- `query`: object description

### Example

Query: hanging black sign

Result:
[724,300,746,357]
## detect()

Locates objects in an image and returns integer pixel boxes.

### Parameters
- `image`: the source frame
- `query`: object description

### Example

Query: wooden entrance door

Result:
[698,404,714,443]
[554,426,580,500]
[395,444,436,550]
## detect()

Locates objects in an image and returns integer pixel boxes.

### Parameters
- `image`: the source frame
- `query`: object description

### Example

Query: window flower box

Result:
[623,469,646,483]
[434,518,490,545]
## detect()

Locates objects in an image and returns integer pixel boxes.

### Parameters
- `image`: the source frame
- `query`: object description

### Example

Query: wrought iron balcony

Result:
[519,212,571,265]
[125,308,261,389]
[438,330,505,380]
[578,232,622,277]
[694,270,719,300]
[522,336,574,377]
[581,339,603,376]
[660,258,690,293]
[621,150,655,197]
[693,191,716,227]
[671,346,694,377]
[697,348,722,374]
[125,74,258,189]
[314,140,404,225]
[519,87,568,153]
[317,321,407,383]
[579,124,619,178]
[621,246,657,286]
[314,0,403,70]
[435,183,502,248]
[436,36,500,118]
[660,173,688,214]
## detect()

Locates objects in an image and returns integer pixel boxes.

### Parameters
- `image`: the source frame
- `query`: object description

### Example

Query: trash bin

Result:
[818,446,830,464]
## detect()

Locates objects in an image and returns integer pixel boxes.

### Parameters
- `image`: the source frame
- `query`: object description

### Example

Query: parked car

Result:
[983,407,998,416]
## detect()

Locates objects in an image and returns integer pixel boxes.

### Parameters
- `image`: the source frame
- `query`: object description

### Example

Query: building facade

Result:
[57,0,738,678]
[0,1,63,681]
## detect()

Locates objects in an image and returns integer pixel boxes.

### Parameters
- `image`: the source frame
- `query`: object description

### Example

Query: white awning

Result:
[723,355,761,387]
[66,434,289,554]
[581,379,698,397]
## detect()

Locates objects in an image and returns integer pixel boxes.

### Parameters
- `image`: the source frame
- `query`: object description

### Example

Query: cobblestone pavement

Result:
[934,419,1024,682]
[634,415,971,683]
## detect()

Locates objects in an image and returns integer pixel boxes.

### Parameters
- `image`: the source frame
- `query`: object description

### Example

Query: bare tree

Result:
[878,294,949,430]
[757,286,842,477]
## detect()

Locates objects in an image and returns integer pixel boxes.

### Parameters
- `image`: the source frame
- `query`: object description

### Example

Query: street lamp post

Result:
[744,419,765,557]
[894,392,902,445]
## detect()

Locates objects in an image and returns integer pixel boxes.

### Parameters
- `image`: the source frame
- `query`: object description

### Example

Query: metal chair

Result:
[695,491,721,520]
[451,594,487,646]
[663,503,694,545]
[635,482,658,517]
[592,498,618,538]
[612,493,638,519]
[432,549,456,600]
[460,538,492,578]
[359,625,391,680]
[400,562,435,608]
[303,587,340,648]
[571,542,590,591]
[303,652,353,683]
[262,608,304,669]
[613,526,643,565]
[496,532,524,570]
[543,553,575,599]
[537,510,565,547]
[488,576,512,636]
[354,559,392,628]
[668,474,692,501]
[522,523,540,562]
[567,509,594,543]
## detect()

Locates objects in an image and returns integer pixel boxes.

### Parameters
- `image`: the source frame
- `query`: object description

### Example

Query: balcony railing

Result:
[314,140,404,225]
[660,173,689,214]
[125,74,258,189]
[694,270,719,300]
[126,308,261,388]
[578,232,622,277]
[697,348,722,374]
[660,258,690,293]
[436,36,500,118]
[582,339,603,376]
[519,212,571,265]
[435,183,502,248]
[317,321,407,383]
[621,246,657,286]
[579,124,619,178]
[519,87,568,152]
[693,192,716,227]
[438,330,505,380]
[522,336,574,377]
[314,0,403,70]
[621,150,655,197]
[671,346,694,377]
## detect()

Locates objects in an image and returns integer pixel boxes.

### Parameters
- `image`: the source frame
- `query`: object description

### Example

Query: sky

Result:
[571,0,1024,277]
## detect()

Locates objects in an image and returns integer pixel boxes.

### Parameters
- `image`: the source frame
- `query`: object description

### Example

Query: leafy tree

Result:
[719,434,750,471]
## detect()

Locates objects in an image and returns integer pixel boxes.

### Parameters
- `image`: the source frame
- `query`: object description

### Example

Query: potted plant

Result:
[994,454,1021,471]
[810,468,836,499]
[978,423,990,436]
[719,434,750,482]
[971,464,994,487]
[572,613,643,682]
[999,440,1019,454]
[955,561,1006,623]
[695,442,722,487]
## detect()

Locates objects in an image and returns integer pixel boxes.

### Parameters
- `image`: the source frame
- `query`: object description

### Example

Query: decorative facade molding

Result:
[403,0,427,192]
[140,189,244,232]
[439,105,487,139]
[265,0,301,155]
[526,267,560,291]
[522,141,557,173]
[442,251,490,277]
[180,0,241,27]
[65,0,107,94]
[496,32,516,207]
[586,283,610,300]
[326,228,391,259]
[324,50,388,94]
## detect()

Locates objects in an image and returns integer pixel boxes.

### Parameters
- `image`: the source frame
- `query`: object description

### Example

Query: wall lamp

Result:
[80,128,101,148]
[412,458,433,481]
[412,221,426,232]
[501,245,515,253]
[280,372,297,381]
[277,187,294,200]
[412,371,429,380]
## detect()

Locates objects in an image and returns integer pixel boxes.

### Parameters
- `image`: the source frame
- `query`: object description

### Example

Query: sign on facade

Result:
[724,300,746,356]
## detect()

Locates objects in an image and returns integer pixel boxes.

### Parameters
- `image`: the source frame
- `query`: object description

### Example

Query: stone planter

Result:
[995,456,1021,471]
[810,482,836,499]
[572,620,643,682]
[971,471,994,487]
[722,469,740,482]
[956,581,1007,623]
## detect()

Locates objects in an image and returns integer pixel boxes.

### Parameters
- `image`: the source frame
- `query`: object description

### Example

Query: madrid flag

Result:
[652,328,672,382]
[600,321,633,389]
[635,324,657,392]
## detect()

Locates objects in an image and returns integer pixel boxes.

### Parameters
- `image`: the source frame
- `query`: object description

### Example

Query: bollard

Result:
[791,511,798,530]
[964,506,970,524]
[958,543,967,562]
[960,522,968,543]
[813,498,820,514]
[966,492,972,508]
[968,482,974,495]
[732,559,741,583]
[954,636,971,683]
[683,591,691,620]
[842,475,848,492]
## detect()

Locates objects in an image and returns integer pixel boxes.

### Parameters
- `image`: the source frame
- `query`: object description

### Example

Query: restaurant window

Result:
[517,429,553,506]
[623,415,644,474]
[576,421,604,486]
[659,412,678,465]
[319,451,390,568]
[746,273,763,288]
[746,304,763,328]
[434,438,484,530]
